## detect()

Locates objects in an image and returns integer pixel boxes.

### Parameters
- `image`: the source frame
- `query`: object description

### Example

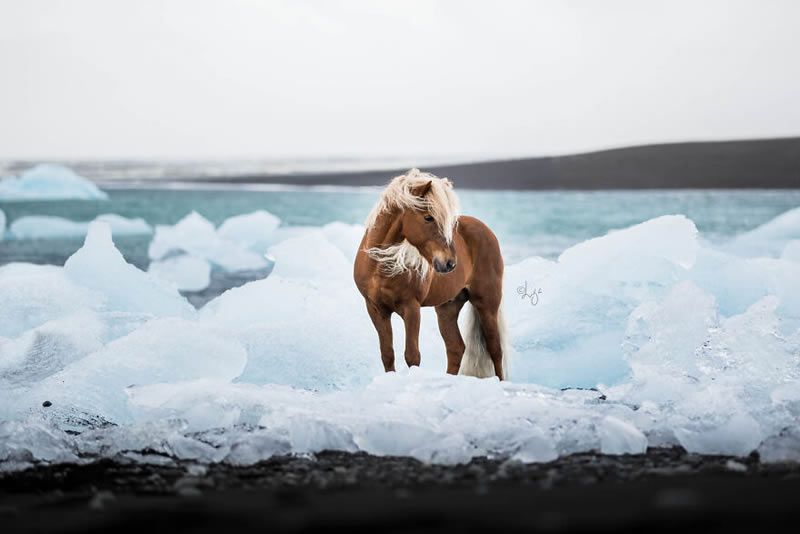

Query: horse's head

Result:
[364,169,461,277]
[400,180,458,273]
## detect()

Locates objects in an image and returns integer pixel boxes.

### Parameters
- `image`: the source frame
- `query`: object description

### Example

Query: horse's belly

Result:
[421,271,467,307]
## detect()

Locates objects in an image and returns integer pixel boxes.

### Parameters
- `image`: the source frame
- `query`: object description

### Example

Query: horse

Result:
[353,169,510,379]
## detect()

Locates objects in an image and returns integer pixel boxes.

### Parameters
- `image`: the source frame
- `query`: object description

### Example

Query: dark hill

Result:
[217,137,800,189]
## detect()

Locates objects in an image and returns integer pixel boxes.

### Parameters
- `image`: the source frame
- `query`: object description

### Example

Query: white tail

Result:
[458,299,511,379]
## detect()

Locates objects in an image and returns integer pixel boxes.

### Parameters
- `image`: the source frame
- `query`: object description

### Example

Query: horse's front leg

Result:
[399,301,421,368]
[365,299,395,372]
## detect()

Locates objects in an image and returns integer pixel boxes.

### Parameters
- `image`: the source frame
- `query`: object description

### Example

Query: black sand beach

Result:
[3,448,799,533]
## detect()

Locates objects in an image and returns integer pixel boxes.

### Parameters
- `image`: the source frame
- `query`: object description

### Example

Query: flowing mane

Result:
[364,169,460,244]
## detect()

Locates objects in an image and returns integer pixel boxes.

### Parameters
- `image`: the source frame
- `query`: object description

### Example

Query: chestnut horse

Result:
[354,169,510,379]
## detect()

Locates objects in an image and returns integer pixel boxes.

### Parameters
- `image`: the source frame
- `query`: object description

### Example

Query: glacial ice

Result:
[0,164,108,201]
[503,215,699,389]
[65,222,196,319]
[149,212,269,272]
[320,222,365,261]
[783,240,800,262]
[216,210,281,253]
[1,209,800,469]
[723,206,800,258]
[148,254,211,292]
[7,214,152,240]
[266,231,351,281]
[0,263,104,338]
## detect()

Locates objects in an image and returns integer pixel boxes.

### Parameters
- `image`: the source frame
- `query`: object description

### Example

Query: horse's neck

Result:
[365,211,404,248]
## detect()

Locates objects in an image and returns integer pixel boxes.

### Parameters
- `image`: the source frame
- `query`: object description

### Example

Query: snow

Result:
[0,164,108,201]
[7,214,152,240]
[1,209,800,469]
[148,254,211,292]
[149,212,269,272]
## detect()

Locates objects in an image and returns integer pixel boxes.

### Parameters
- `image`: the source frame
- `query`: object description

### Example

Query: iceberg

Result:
[1,211,800,469]
[504,215,699,389]
[149,212,268,272]
[10,317,247,427]
[782,240,800,263]
[216,210,281,253]
[65,221,195,318]
[147,254,211,292]
[0,164,108,201]
[0,263,104,339]
[723,206,800,258]
[321,221,365,261]
[266,231,351,281]
[8,214,152,240]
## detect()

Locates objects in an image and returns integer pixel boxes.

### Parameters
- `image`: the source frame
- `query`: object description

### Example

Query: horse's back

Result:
[456,215,504,300]
[457,215,503,269]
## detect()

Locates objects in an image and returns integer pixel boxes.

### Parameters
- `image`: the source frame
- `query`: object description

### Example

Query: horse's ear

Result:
[410,181,432,198]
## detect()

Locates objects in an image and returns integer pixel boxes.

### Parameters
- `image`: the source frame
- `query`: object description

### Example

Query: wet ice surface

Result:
[1,201,799,470]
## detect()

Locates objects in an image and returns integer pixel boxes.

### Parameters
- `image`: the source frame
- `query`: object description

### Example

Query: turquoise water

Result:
[2,186,800,273]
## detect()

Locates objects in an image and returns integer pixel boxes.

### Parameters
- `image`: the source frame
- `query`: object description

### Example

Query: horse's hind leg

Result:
[365,299,395,372]
[471,295,505,380]
[435,289,468,374]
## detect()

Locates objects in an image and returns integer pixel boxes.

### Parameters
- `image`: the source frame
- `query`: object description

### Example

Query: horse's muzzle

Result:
[434,258,457,274]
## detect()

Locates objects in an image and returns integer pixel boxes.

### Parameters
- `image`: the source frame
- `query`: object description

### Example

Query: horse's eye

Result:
[423,215,434,222]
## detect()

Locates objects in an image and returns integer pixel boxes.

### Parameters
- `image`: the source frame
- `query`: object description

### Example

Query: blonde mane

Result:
[364,169,461,277]
[365,168,460,243]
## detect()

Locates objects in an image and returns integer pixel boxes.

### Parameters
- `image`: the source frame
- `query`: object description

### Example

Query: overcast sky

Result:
[1,0,799,160]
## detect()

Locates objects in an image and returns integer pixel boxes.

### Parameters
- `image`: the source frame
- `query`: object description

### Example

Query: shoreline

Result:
[3,447,799,532]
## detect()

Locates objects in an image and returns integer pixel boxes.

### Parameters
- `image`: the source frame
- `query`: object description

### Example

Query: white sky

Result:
[1,0,799,160]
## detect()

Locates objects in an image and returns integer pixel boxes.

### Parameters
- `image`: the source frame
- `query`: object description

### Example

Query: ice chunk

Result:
[0,420,78,466]
[3,211,800,469]
[201,274,384,390]
[0,263,104,338]
[123,371,646,465]
[8,214,152,240]
[723,206,800,258]
[622,281,718,403]
[217,210,280,252]
[758,427,800,463]
[0,312,106,387]
[266,231,351,281]
[0,164,108,201]
[148,254,211,292]
[17,317,247,426]
[674,414,763,457]
[782,240,800,263]
[505,215,699,389]
[148,212,268,272]
[65,222,195,318]
[320,222,366,261]
[598,416,648,455]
